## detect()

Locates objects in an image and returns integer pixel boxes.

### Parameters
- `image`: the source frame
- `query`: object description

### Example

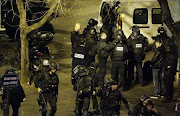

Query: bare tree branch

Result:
[27,0,60,32]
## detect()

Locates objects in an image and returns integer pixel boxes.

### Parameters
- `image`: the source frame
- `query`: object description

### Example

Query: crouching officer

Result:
[140,99,161,116]
[34,63,59,116]
[0,68,26,116]
[74,65,92,116]
[97,80,132,116]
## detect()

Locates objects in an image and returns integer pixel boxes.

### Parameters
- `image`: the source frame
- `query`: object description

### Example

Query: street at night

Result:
[0,0,180,116]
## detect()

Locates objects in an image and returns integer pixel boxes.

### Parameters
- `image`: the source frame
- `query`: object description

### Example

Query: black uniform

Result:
[72,45,90,70]
[87,66,99,112]
[96,84,131,116]
[71,31,84,53]
[100,1,120,42]
[127,34,148,86]
[162,47,177,102]
[90,39,108,86]
[105,39,129,87]
[1,69,25,116]
[74,69,92,116]
[34,71,59,116]
[85,28,98,62]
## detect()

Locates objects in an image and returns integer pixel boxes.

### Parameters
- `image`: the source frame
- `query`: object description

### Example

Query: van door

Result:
[150,8,162,39]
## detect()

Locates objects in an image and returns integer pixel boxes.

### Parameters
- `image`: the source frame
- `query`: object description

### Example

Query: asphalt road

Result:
[0,0,177,116]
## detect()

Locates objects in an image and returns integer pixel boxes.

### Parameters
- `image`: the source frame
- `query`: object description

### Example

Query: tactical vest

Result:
[41,72,59,92]
[73,46,87,60]
[112,43,124,61]
[132,38,144,54]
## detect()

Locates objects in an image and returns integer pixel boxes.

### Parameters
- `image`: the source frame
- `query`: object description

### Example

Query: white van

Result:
[98,0,162,44]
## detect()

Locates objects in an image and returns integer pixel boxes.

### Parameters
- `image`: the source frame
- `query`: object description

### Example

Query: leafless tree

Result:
[14,0,79,83]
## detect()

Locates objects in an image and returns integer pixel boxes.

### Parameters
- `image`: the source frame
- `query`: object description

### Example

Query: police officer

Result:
[87,62,101,115]
[112,28,127,44]
[127,25,148,86]
[83,18,98,37]
[71,23,84,54]
[1,69,26,116]
[100,0,121,42]
[34,63,59,116]
[96,80,132,116]
[85,28,98,63]
[90,32,109,86]
[140,99,161,116]
[105,34,129,88]
[156,26,176,51]
[72,38,90,70]
[132,94,150,116]
[74,65,92,116]
[161,45,177,103]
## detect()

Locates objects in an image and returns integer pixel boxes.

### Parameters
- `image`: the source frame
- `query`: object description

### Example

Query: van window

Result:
[152,8,162,24]
[133,8,148,24]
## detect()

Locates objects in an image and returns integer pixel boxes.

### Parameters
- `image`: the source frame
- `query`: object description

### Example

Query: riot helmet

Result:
[113,34,122,40]
[78,65,86,73]
[157,26,166,34]
[89,28,96,35]
[49,62,59,71]
[88,18,98,26]
[131,25,140,36]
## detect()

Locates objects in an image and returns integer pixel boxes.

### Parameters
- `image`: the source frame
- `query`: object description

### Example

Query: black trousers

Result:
[97,58,107,86]
[75,94,90,116]
[91,95,98,110]
[128,60,143,85]
[111,61,125,87]
[2,98,20,116]
[163,70,176,100]
[39,92,57,116]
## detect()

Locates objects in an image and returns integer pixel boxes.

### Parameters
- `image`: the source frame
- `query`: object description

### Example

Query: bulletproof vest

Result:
[132,37,144,54]
[112,43,124,61]
[73,46,87,60]
[41,72,59,90]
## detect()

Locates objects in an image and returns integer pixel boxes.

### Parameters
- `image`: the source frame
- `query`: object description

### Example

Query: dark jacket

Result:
[71,31,83,53]
[34,72,59,95]
[151,47,164,69]
[72,45,90,68]
[90,39,108,59]
[97,87,131,111]
[140,108,161,116]
[105,40,129,61]
[76,72,92,96]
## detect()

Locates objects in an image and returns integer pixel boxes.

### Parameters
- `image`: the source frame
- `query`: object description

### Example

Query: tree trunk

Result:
[16,0,60,84]
[157,0,180,52]
[20,29,29,83]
